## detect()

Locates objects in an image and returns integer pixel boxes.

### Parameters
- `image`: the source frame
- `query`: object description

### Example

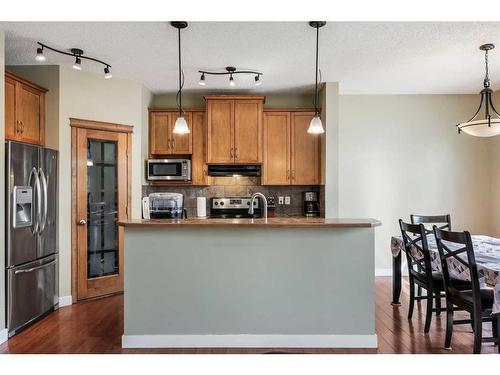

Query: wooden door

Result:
[5,76,17,141]
[169,112,193,154]
[262,112,290,185]
[149,111,171,155]
[191,111,209,185]
[16,83,44,145]
[207,100,234,163]
[73,123,131,300]
[234,100,262,163]
[291,112,321,185]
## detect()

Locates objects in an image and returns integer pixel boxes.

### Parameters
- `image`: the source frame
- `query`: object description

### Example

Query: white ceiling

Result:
[2,21,500,95]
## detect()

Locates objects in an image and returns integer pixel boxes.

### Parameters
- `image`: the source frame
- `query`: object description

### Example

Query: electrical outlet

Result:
[285,196,291,205]
[278,196,284,205]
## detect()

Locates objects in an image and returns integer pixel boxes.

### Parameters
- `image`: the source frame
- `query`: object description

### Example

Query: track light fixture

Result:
[198,66,263,87]
[35,42,112,79]
[35,47,46,62]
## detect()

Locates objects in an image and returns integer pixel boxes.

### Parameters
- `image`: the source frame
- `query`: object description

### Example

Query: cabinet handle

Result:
[167,139,171,149]
[15,121,20,133]
[172,139,176,149]
[287,170,290,180]
[292,170,296,179]
[230,148,234,158]
[235,148,239,160]
[21,121,24,134]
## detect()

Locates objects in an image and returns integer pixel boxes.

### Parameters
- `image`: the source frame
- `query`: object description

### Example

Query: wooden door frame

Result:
[70,118,133,303]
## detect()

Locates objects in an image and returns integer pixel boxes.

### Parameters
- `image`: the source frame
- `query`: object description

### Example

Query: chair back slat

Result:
[433,227,480,305]
[399,219,433,282]
[411,214,451,234]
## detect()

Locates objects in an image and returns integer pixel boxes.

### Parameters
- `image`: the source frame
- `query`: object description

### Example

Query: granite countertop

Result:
[119,217,382,228]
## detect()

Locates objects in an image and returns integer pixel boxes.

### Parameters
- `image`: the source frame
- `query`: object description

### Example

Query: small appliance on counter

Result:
[209,197,261,219]
[142,192,187,219]
[303,191,320,217]
[196,197,207,217]
[266,196,276,217]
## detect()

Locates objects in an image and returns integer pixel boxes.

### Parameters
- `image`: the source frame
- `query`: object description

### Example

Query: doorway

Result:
[71,118,132,301]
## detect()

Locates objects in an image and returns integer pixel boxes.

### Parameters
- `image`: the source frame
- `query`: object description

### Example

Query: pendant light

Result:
[171,21,190,134]
[457,43,500,137]
[308,21,326,134]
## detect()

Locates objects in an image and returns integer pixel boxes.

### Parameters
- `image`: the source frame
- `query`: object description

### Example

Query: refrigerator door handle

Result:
[28,167,42,234]
[14,259,57,274]
[39,168,48,233]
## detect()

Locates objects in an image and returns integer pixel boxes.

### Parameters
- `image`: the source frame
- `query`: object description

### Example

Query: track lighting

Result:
[35,42,112,79]
[35,47,46,62]
[72,56,82,71]
[198,73,206,86]
[198,66,263,88]
[104,66,112,79]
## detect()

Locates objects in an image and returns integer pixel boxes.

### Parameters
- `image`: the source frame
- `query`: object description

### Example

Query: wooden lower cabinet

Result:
[263,111,321,185]
[5,72,47,146]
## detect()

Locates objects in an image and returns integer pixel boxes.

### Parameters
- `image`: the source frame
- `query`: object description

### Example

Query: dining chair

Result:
[410,214,451,300]
[433,226,500,354]
[399,219,447,333]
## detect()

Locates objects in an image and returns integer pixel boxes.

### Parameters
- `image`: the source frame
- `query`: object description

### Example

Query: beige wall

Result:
[0,30,6,334]
[151,92,315,109]
[338,95,492,271]
[58,65,151,297]
[488,92,500,237]
[6,65,60,150]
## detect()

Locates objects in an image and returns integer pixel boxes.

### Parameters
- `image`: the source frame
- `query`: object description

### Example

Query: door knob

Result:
[78,219,87,225]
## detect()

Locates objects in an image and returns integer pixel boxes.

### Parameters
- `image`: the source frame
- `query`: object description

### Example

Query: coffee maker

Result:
[303,191,320,217]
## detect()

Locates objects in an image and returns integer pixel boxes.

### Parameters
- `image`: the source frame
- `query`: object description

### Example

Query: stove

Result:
[209,197,261,219]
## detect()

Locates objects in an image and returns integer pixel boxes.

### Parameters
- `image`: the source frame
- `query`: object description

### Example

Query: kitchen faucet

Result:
[248,192,268,219]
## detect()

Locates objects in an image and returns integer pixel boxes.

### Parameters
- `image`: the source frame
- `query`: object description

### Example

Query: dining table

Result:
[391,234,500,314]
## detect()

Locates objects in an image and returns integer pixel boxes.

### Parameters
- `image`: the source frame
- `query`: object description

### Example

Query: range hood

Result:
[208,164,261,177]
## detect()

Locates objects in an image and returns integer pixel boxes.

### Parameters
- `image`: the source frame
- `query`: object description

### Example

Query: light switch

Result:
[285,196,291,205]
[278,196,284,205]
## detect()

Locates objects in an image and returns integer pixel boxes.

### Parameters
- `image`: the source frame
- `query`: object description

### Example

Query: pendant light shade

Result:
[171,21,190,135]
[457,43,500,137]
[307,21,326,134]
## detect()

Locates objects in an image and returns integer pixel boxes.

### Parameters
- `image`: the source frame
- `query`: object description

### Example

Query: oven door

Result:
[147,159,191,181]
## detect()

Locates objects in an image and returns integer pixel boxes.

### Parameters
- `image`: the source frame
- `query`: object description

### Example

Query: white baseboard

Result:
[0,328,8,345]
[58,295,73,307]
[122,334,378,349]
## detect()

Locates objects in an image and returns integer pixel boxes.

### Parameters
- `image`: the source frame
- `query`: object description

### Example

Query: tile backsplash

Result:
[143,176,323,217]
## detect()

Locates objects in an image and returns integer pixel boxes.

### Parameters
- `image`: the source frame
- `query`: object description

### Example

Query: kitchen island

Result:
[119,217,381,349]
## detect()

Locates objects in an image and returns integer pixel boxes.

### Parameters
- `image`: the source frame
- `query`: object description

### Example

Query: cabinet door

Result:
[149,112,171,155]
[191,112,209,185]
[170,112,193,154]
[234,100,262,163]
[207,100,234,163]
[5,77,17,141]
[16,83,43,145]
[291,112,321,185]
[262,112,290,185]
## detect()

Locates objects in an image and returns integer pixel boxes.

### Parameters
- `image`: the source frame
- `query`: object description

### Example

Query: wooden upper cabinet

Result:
[206,100,234,163]
[191,111,209,185]
[149,110,193,156]
[5,72,47,146]
[206,96,264,164]
[291,112,321,185]
[262,112,290,185]
[149,111,170,155]
[170,112,193,154]
[234,100,262,163]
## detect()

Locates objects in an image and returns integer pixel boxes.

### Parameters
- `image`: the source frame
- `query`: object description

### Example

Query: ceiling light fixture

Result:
[198,66,263,88]
[307,21,326,134]
[35,47,46,62]
[35,42,112,79]
[457,43,500,137]
[171,21,190,135]
[198,73,206,86]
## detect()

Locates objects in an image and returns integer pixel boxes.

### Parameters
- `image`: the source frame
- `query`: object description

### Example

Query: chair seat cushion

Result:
[414,272,470,290]
[454,288,494,309]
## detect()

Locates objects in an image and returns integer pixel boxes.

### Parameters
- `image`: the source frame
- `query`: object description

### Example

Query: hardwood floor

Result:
[0,277,497,354]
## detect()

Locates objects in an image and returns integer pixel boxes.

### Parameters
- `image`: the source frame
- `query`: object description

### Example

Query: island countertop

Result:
[119,217,381,228]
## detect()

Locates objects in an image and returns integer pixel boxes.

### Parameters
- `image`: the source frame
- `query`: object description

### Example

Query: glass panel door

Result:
[87,139,118,278]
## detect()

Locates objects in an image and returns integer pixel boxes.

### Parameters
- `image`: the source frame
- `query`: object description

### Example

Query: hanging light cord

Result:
[176,26,184,118]
[314,25,320,116]
[484,48,491,88]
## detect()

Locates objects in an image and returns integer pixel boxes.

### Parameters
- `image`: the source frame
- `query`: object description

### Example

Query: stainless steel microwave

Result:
[146,159,191,181]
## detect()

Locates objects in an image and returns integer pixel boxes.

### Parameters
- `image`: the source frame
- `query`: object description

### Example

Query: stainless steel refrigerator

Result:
[5,141,58,337]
